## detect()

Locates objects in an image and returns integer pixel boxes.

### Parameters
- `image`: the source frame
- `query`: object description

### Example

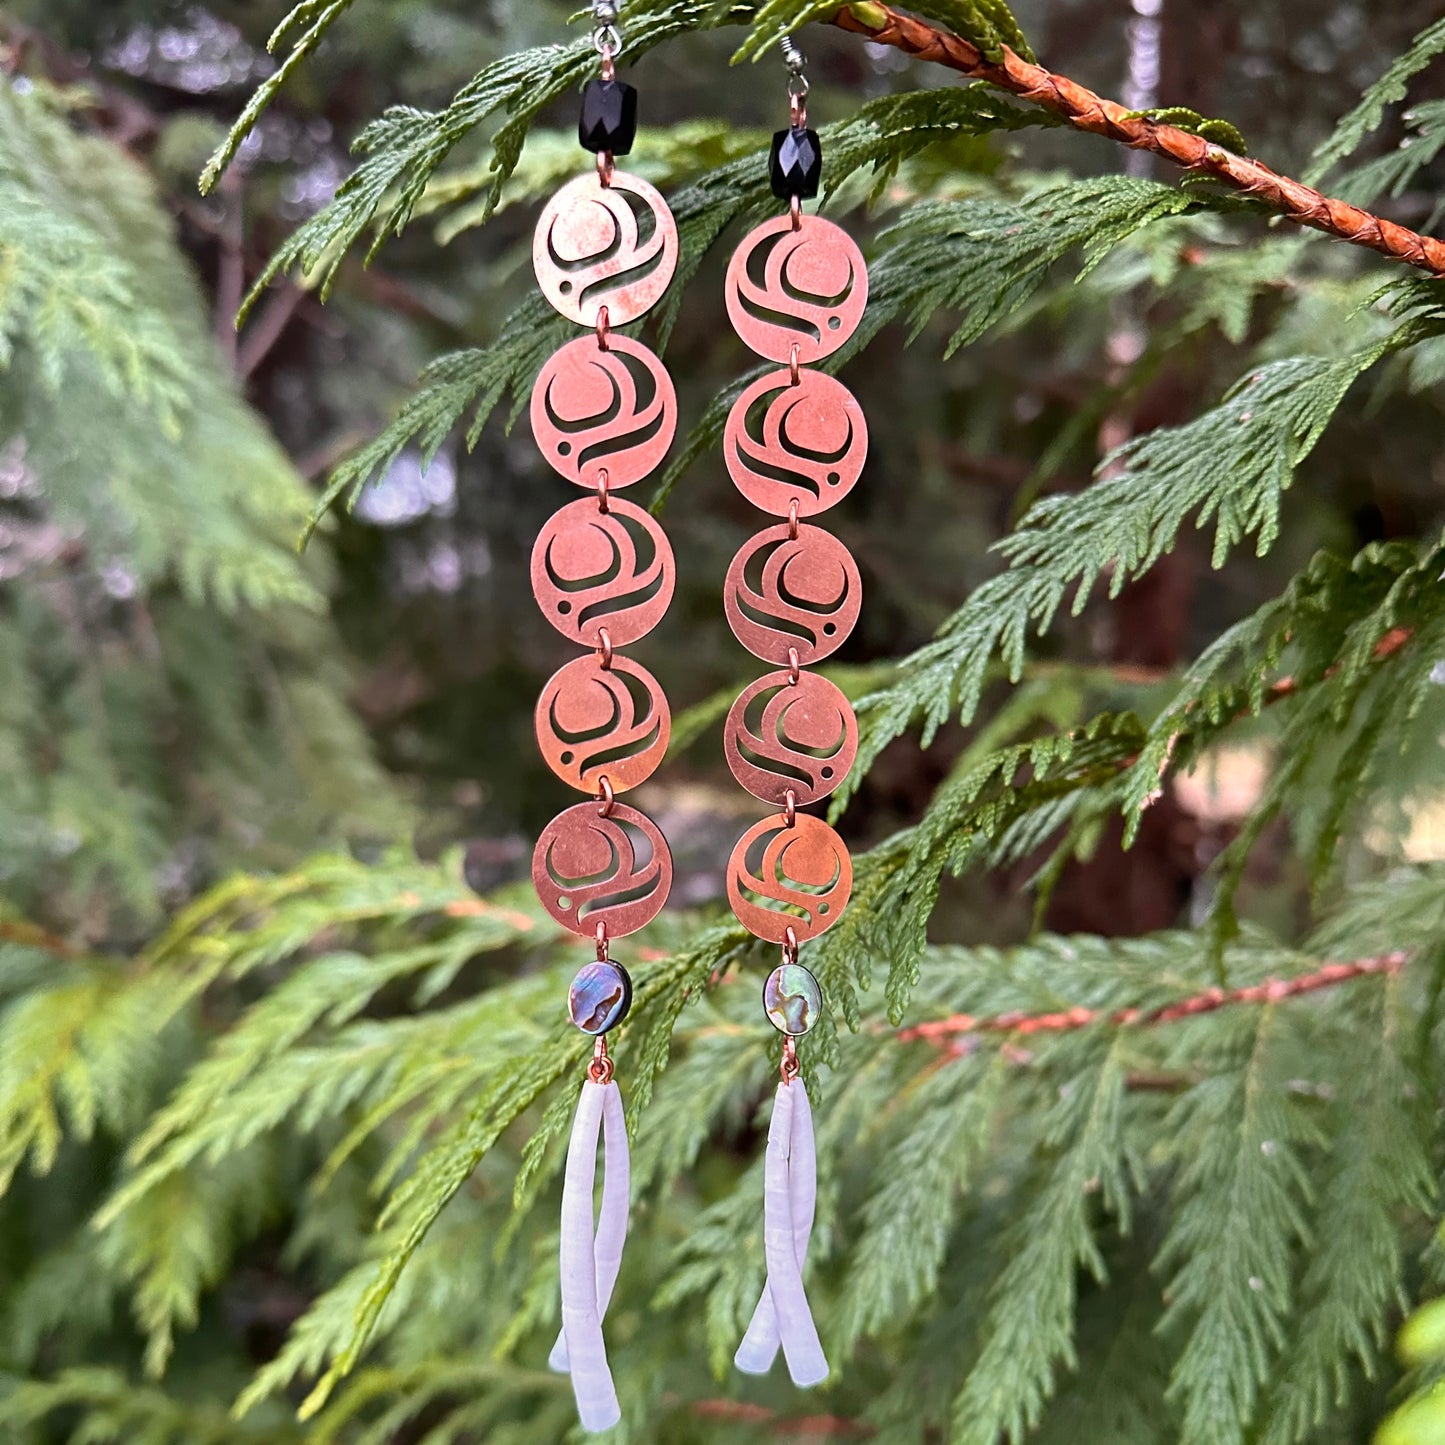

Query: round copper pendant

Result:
[536,654,671,794]
[533,171,679,326]
[533,801,672,937]
[531,335,676,490]
[724,670,858,806]
[725,214,868,364]
[531,496,675,648]
[723,523,862,665]
[726,813,852,944]
[724,368,867,518]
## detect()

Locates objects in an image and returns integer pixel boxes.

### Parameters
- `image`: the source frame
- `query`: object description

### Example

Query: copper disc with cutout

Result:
[724,367,867,517]
[536,654,671,794]
[531,496,674,648]
[723,522,862,665]
[724,214,868,364]
[531,335,676,490]
[723,670,857,806]
[726,813,852,944]
[533,170,679,326]
[533,800,672,937]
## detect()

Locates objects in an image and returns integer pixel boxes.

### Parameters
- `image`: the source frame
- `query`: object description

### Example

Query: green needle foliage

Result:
[5,1,1445,1443]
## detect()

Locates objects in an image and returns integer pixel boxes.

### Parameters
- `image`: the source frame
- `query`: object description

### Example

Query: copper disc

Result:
[533,801,672,937]
[533,171,679,326]
[536,654,671,794]
[724,214,868,364]
[723,523,862,665]
[726,813,852,944]
[724,367,867,517]
[532,496,674,648]
[724,670,858,806]
[531,335,676,490]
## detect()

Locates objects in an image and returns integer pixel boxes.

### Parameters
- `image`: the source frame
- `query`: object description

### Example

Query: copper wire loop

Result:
[786,646,801,685]
[596,469,610,514]
[589,1034,615,1084]
[597,775,616,817]
[780,1035,800,1084]
[787,498,800,539]
[595,626,614,669]
[595,920,610,962]
[595,303,611,350]
[596,148,615,186]
[788,341,801,386]
[783,788,798,828]
[783,925,800,964]
[789,193,803,231]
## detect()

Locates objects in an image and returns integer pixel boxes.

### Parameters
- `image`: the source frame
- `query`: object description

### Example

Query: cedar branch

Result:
[830,4,1445,277]
[895,950,1407,1042]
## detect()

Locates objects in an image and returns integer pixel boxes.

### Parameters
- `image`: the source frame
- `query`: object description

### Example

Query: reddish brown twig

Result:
[896,950,1407,1043]
[831,4,1445,277]
[0,918,83,959]
[693,1398,874,1437]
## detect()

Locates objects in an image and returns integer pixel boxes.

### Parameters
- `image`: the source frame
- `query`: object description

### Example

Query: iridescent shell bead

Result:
[568,961,633,1036]
[763,963,822,1036]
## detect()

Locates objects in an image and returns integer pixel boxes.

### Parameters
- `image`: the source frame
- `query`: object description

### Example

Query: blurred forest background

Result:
[2,0,1445,1441]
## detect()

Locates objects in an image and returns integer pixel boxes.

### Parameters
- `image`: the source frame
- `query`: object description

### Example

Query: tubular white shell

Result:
[734,1079,828,1387]
[555,1079,630,1432]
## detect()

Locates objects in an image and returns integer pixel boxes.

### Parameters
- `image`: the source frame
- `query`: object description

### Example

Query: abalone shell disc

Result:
[568,961,633,1036]
[763,963,822,1037]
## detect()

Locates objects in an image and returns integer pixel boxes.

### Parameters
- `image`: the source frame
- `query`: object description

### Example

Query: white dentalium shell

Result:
[554,1079,631,1431]
[734,1078,828,1388]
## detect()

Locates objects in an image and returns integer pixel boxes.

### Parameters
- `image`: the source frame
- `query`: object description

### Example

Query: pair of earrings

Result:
[527,7,867,1431]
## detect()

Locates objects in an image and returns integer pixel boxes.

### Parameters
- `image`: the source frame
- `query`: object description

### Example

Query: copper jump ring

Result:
[595,626,614,670]
[786,647,801,686]
[596,469,610,514]
[790,193,802,231]
[595,920,610,961]
[787,498,800,539]
[589,1034,616,1084]
[780,1035,800,1084]
[596,149,614,186]
[597,775,616,817]
[595,304,611,351]
[783,788,798,828]
[789,342,801,386]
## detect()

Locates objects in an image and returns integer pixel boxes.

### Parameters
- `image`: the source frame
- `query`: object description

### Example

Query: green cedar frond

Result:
[949,1034,1134,1443]
[1257,972,1435,1444]
[201,0,361,194]
[1156,1006,1324,1445]
[848,348,1383,798]
[1307,16,1445,182]
[860,177,1200,357]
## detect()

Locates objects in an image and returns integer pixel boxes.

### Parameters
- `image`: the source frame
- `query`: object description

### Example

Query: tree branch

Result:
[895,950,1407,1042]
[830,4,1445,277]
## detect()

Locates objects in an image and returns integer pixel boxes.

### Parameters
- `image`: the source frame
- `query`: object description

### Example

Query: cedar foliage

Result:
[4,3,1445,1443]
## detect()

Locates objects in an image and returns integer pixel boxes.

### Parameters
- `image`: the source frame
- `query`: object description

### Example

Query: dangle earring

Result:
[528,2,679,1431]
[721,37,868,1391]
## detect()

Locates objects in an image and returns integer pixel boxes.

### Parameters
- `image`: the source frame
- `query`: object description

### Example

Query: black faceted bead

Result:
[579,78,637,156]
[769,126,822,199]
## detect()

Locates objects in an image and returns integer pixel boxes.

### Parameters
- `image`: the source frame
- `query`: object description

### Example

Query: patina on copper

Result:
[724,367,867,517]
[533,800,673,937]
[723,669,857,806]
[531,334,677,490]
[725,812,852,944]
[531,495,675,648]
[723,522,861,666]
[536,653,671,794]
[533,170,679,326]
[724,213,868,364]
